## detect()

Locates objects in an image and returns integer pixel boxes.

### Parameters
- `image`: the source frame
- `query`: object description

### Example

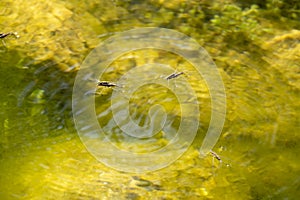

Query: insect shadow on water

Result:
[97,31,121,39]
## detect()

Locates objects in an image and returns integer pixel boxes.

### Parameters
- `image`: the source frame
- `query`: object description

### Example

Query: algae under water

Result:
[0,0,299,199]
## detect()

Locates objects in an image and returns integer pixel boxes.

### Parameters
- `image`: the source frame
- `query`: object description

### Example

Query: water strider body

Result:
[0,32,19,39]
[165,71,184,80]
[97,81,119,87]
[210,150,222,163]
[0,33,10,39]
[1,32,19,47]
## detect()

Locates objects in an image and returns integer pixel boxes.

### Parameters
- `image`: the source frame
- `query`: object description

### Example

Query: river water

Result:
[0,0,299,199]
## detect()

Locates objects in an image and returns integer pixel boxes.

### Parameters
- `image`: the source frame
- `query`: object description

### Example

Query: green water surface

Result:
[0,0,299,199]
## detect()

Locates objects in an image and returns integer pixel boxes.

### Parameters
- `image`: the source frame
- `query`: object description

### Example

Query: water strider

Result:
[1,32,19,47]
[97,81,119,87]
[210,150,222,163]
[84,80,120,96]
[165,71,184,80]
[0,32,19,39]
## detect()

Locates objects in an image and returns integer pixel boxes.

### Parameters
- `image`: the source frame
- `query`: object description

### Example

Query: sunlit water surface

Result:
[0,0,299,199]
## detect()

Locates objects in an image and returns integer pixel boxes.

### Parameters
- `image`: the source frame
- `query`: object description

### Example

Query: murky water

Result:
[1,0,299,199]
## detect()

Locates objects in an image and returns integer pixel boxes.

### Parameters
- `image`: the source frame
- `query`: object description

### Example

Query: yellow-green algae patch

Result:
[0,0,111,71]
[1,132,255,199]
